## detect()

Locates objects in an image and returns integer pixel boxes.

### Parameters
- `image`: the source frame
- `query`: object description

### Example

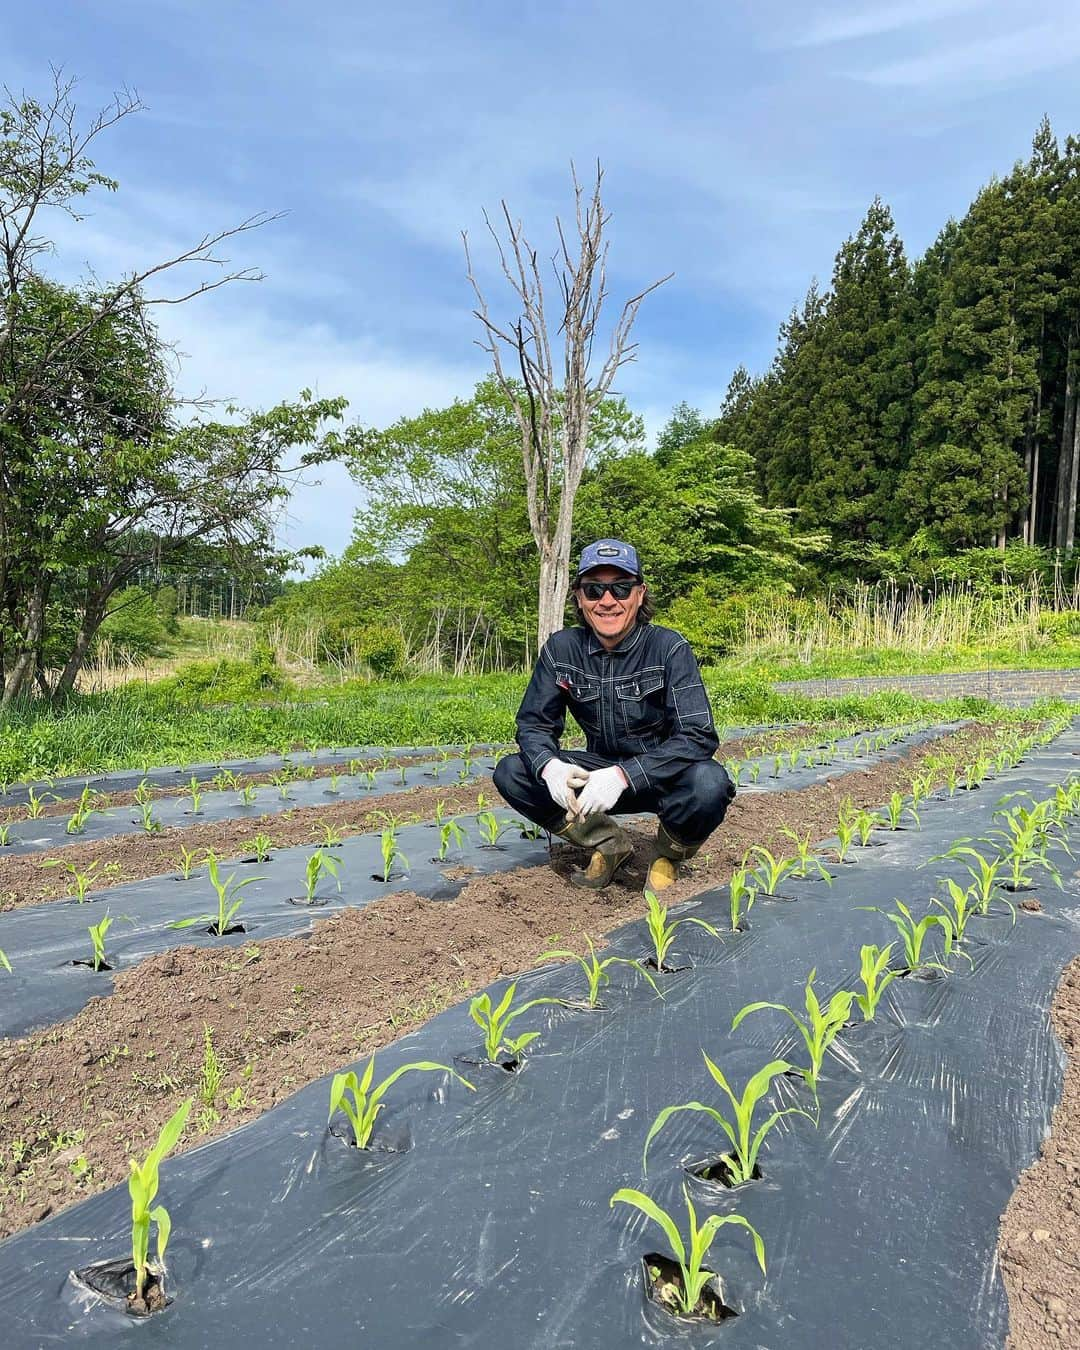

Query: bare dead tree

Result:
[464,162,670,646]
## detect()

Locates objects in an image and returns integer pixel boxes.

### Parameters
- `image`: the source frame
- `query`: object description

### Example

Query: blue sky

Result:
[7,1,1080,562]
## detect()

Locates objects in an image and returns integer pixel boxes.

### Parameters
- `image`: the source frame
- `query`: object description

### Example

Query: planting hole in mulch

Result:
[72,1258,170,1317]
[286,896,330,907]
[69,959,113,972]
[687,1155,762,1188]
[642,957,692,974]
[642,1253,737,1323]
[371,872,408,883]
[758,892,797,903]
[455,1051,524,1074]
[328,1122,413,1155]
[206,924,246,936]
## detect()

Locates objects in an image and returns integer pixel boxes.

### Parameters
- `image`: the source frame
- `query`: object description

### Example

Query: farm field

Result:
[0,707,1076,1345]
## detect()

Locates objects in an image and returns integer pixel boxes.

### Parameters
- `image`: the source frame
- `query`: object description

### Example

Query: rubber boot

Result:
[645,822,701,894]
[555,813,635,890]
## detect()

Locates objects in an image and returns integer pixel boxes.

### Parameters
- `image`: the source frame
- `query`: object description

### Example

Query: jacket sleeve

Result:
[515,638,568,778]
[620,637,719,793]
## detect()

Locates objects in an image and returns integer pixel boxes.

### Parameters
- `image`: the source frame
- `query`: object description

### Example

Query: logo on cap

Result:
[596,546,619,556]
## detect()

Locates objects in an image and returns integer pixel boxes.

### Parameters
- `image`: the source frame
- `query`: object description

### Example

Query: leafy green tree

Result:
[0,74,347,703]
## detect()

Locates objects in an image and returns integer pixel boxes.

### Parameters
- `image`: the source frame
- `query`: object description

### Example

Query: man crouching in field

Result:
[494,539,734,892]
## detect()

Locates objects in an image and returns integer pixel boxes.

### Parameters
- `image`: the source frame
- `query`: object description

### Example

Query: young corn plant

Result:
[727,865,758,932]
[136,797,162,835]
[327,771,342,794]
[128,1097,193,1310]
[0,821,11,846]
[941,759,960,797]
[87,914,115,971]
[25,786,54,819]
[237,783,259,807]
[538,934,662,1008]
[644,889,722,972]
[908,770,936,811]
[66,786,105,835]
[930,844,1005,914]
[313,822,344,847]
[745,846,801,897]
[469,981,562,1063]
[854,808,878,847]
[328,1055,475,1148]
[876,792,919,832]
[861,901,955,974]
[362,768,378,791]
[380,826,409,882]
[931,879,984,945]
[303,849,342,904]
[475,810,520,846]
[724,760,743,788]
[643,1053,810,1184]
[779,829,833,883]
[174,844,204,880]
[169,856,263,936]
[186,777,204,815]
[853,944,899,1021]
[609,1186,765,1318]
[41,857,104,902]
[0,948,10,973]
[437,819,467,860]
[433,798,449,826]
[732,970,854,1100]
[833,808,858,863]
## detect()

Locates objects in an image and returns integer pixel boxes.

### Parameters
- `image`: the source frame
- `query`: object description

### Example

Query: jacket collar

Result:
[584,622,646,657]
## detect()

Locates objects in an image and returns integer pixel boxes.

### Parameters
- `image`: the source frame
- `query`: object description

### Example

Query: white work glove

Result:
[541,759,590,813]
[575,764,629,818]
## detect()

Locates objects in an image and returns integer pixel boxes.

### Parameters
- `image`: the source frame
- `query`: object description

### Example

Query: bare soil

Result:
[0,723,1010,1243]
[1000,956,1080,1347]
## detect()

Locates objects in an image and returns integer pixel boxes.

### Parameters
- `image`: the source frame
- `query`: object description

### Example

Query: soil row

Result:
[0,722,1008,1245]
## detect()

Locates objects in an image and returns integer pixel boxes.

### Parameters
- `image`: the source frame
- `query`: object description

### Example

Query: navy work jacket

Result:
[515,622,719,793]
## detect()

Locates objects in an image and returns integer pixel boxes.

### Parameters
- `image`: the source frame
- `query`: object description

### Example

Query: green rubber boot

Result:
[555,813,635,890]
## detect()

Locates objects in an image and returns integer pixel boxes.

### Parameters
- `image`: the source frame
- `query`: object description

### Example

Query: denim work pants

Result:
[493,749,735,846]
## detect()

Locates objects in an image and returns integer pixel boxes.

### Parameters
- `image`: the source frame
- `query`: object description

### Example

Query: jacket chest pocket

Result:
[614,671,665,733]
[556,671,601,727]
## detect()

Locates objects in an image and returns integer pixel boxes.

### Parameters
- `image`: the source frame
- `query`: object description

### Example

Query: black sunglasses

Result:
[579,579,638,601]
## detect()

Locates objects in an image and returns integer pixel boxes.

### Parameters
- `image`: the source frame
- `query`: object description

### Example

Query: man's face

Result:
[575,566,645,646]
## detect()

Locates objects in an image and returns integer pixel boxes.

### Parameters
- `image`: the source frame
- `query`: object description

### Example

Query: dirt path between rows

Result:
[0,723,1002,1244]
[1001,957,1080,1347]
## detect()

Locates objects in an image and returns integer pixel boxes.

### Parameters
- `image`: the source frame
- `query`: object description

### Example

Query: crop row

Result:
[54,710,1073,1322]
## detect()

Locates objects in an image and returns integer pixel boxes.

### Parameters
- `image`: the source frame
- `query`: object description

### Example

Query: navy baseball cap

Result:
[574,538,642,582]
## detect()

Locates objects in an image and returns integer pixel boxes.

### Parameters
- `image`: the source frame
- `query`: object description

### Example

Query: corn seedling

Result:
[875,791,919,832]
[475,809,520,846]
[0,948,10,973]
[136,798,162,834]
[348,758,364,777]
[833,808,857,862]
[169,856,263,936]
[609,1186,765,1317]
[66,786,104,835]
[42,857,103,902]
[645,889,723,970]
[363,768,378,790]
[87,915,114,971]
[174,844,203,880]
[304,849,342,903]
[644,1053,809,1184]
[186,777,203,814]
[539,934,662,1008]
[519,819,544,840]
[747,761,761,783]
[861,900,955,973]
[771,753,784,779]
[728,865,758,931]
[476,790,488,810]
[469,981,562,1062]
[930,844,1005,914]
[212,770,241,792]
[732,970,854,1098]
[328,771,342,793]
[725,760,742,788]
[960,755,993,790]
[25,786,54,819]
[0,822,10,846]
[437,819,467,860]
[380,826,409,881]
[941,760,960,796]
[931,879,983,944]
[853,943,899,1021]
[909,770,935,810]
[328,1055,475,1148]
[128,1097,192,1308]
[270,771,292,800]
[779,829,833,883]
[313,822,344,847]
[434,798,449,826]
[238,783,259,806]
[745,845,801,896]
[134,778,153,806]
[854,808,878,846]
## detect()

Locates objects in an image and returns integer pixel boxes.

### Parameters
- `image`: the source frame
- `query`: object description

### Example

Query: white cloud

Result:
[857,19,1077,85]
[792,0,984,46]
